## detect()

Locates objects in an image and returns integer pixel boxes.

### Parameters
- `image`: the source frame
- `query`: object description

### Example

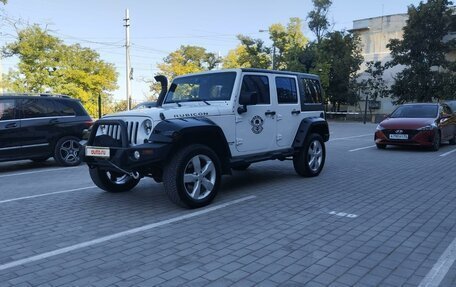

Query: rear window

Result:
[54,100,76,116]
[21,98,56,118]
[302,78,322,104]
[0,99,17,120]
[390,105,438,118]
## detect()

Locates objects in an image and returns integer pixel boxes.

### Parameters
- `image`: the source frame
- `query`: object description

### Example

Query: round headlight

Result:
[144,119,153,135]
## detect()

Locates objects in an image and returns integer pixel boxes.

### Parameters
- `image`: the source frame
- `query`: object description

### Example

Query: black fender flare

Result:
[292,117,330,149]
[150,118,232,174]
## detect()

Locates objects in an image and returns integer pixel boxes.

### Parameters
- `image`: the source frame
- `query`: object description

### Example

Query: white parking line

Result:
[0,166,81,178]
[349,145,376,152]
[419,236,456,287]
[0,186,96,204]
[329,134,372,142]
[0,195,256,271]
[440,148,456,157]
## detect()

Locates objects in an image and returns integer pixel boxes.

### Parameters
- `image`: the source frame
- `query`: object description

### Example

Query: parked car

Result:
[0,94,93,166]
[375,103,456,151]
[133,101,156,110]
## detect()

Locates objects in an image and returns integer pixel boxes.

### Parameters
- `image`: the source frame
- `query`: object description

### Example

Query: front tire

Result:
[376,143,387,149]
[89,167,140,193]
[431,131,441,151]
[293,133,326,177]
[163,144,221,208]
[54,136,82,166]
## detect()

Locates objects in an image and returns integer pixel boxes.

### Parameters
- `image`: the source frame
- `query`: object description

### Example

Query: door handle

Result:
[291,110,301,115]
[265,111,276,116]
[5,123,17,129]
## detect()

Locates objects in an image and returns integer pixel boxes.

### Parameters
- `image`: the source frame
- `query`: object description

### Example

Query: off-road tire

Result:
[89,167,140,193]
[293,133,326,177]
[232,164,251,171]
[376,143,387,149]
[163,144,221,209]
[54,136,82,167]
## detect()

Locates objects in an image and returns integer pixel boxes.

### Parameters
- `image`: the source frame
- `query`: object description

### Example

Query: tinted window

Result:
[302,78,322,104]
[54,101,76,116]
[276,77,298,104]
[390,105,438,118]
[241,75,270,104]
[0,99,17,120]
[21,98,57,118]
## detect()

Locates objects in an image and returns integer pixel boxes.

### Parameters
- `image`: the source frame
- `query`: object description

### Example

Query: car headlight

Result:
[143,119,153,135]
[376,124,384,131]
[417,124,435,131]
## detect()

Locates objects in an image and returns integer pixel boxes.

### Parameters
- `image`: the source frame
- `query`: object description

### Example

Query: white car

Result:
[82,69,329,208]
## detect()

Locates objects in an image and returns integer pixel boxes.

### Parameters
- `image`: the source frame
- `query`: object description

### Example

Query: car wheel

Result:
[431,131,441,151]
[163,144,221,208]
[89,167,140,193]
[449,135,456,145]
[54,136,82,166]
[293,133,326,177]
[232,164,251,171]
[30,156,50,163]
[376,144,387,149]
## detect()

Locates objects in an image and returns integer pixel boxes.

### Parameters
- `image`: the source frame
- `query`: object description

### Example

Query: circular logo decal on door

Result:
[250,115,264,134]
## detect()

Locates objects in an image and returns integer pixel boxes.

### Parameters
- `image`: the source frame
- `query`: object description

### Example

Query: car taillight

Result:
[84,120,94,127]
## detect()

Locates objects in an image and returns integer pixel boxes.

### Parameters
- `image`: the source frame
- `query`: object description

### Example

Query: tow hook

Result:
[131,171,140,179]
[107,161,140,179]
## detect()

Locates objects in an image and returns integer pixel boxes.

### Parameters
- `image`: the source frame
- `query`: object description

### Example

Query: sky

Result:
[0,0,422,103]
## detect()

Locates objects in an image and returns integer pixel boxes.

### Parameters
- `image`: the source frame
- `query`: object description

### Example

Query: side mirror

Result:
[238,92,258,114]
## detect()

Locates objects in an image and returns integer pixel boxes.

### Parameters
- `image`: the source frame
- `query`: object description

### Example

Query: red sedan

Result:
[375,103,456,151]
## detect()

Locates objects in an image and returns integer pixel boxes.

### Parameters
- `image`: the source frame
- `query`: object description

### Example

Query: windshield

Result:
[390,105,438,118]
[164,72,236,104]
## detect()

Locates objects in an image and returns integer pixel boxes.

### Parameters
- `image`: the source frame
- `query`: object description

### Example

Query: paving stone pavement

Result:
[0,121,455,286]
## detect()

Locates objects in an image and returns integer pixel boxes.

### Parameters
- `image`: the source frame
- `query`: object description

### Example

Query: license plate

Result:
[389,134,408,140]
[85,146,110,158]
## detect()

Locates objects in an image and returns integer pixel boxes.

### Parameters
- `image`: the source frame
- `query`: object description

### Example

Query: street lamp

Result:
[259,29,276,70]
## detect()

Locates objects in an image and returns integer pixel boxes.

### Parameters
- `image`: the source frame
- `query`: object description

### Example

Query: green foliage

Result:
[1,25,117,117]
[359,61,390,100]
[269,18,308,71]
[314,31,363,109]
[307,0,332,43]
[387,0,456,104]
[152,45,221,95]
[0,0,6,5]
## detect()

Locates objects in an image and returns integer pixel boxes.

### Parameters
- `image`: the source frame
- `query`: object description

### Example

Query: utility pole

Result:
[124,9,132,110]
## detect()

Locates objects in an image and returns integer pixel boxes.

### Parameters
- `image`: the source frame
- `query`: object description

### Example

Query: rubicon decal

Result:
[173,112,209,118]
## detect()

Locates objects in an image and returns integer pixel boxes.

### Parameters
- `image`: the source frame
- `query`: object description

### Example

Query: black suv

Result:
[0,94,92,166]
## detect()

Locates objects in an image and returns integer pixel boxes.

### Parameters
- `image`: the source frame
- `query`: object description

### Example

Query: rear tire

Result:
[376,144,387,149]
[163,144,221,208]
[431,131,441,151]
[449,135,456,145]
[293,133,326,177]
[54,136,82,166]
[89,167,140,193]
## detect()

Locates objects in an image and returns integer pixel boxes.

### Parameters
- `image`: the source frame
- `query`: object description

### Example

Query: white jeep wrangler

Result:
[82,69,329,208]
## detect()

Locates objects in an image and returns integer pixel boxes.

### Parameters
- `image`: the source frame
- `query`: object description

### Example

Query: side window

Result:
[241,75,270,105]
[54,101,76,116]
[302,78,322,104]
[21,99,57,118]
[276,77,298,104]
[0,99,17,121]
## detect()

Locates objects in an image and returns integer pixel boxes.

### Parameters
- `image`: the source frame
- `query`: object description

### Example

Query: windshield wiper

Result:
[202,100,211,105]
[175,101,182,107]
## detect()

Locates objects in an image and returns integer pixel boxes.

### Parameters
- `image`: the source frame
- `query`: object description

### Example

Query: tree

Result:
[1,25,117,116]
[317,31,363,110]
[359,61,390,101]
[151,45,221,96]
[223,35,270,69]
[387,0,456,104]
[307,0,332,44]
[269,18,308,71]
[222,45,251,68]
[0,0,6,5]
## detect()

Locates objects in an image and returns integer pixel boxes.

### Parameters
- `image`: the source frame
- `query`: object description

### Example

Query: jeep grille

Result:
[99,121,140,145]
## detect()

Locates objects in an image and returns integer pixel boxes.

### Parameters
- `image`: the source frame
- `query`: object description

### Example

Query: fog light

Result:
[133,150,141,160]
